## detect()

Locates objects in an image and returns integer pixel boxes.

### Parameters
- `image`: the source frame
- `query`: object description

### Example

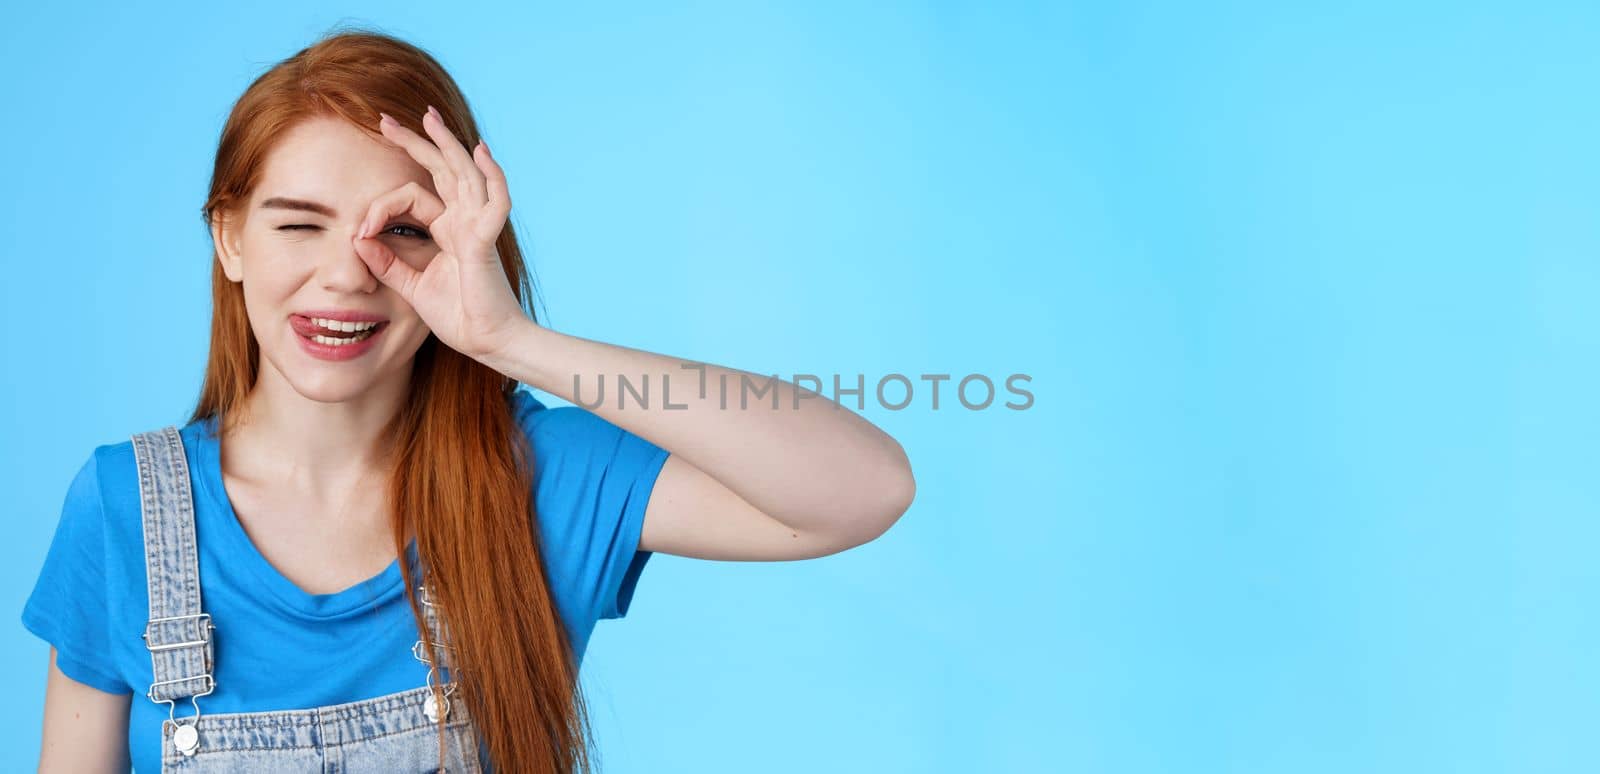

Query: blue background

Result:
[3,2,1595,772]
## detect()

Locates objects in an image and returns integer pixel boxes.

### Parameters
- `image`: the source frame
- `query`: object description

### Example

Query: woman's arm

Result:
[350,109,915,559]
[39,647,130,773]
[481,321,917,560]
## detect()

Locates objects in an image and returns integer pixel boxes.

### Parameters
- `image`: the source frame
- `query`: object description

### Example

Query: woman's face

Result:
[211,115,439,404]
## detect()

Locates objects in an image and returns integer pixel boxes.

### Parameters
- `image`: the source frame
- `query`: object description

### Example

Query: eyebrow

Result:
[259,196,338,218]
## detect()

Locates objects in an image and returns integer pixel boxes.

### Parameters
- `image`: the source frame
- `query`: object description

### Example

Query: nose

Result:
[317,239,379,295]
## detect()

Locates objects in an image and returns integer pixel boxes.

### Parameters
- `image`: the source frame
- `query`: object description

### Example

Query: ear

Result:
[210,207,246,283]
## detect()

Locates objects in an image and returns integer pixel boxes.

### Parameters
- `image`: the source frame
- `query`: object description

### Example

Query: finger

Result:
[471,141,512,242]
[353,231,424,303]
[423,106,487,207]
[357,181,447,240]
[378,112,460,208]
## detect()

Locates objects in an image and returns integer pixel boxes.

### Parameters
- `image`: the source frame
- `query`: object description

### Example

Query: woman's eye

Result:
[277,224,319,231]
[386,224,432,240]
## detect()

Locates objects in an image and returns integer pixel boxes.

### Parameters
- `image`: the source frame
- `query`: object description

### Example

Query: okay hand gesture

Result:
[352,105,525,360]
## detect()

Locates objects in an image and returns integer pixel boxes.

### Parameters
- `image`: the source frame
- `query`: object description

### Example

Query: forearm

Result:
[480,318,915,537]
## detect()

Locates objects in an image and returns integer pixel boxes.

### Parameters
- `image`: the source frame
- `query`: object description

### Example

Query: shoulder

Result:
[508,388,669,498]
[86,438,134,482]
[45,437,137,544]
[77,423,184,493]
[510,387,630,449]
[36,438,132,557]
[67,419,210,525]
[68,439,130,507]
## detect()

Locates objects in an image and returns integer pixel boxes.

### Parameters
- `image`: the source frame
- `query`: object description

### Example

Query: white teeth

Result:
[308,327,378,346]
[309,317,379,332]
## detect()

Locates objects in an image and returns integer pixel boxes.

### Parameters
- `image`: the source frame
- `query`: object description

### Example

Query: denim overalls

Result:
[132,425,486,772]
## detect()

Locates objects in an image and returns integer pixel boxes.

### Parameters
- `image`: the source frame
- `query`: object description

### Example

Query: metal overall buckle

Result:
[142,612,216,757]
[415,584,459,723]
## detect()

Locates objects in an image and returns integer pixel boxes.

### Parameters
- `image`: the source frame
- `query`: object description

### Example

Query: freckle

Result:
[791,533,798,538]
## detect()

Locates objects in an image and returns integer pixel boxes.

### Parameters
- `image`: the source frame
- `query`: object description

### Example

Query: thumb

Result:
[353,235,422,303]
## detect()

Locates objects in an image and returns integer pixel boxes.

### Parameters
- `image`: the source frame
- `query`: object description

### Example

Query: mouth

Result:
[289,313,391,360]
[291,315,387,343]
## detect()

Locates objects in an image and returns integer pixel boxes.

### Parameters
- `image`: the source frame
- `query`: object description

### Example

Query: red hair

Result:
[191,26,596,773]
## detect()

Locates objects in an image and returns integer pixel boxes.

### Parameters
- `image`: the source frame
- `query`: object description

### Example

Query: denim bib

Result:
[132,426,485,772]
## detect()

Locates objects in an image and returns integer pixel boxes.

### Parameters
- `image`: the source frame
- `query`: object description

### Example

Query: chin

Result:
[259,336,400,404]
[285,371,389,404]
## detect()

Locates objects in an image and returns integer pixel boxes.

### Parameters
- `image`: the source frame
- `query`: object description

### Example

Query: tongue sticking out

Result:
[291,315,384,341]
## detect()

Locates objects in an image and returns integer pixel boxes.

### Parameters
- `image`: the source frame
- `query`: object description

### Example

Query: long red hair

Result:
[190,27,596,773]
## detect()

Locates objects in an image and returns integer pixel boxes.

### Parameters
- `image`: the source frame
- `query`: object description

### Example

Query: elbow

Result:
[885,445,917,520]
[849,443,917,546]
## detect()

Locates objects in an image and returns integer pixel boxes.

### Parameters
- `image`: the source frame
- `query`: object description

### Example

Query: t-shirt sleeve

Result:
[588,417,669,621]
[20,449,128,694]
[516,392,671,623]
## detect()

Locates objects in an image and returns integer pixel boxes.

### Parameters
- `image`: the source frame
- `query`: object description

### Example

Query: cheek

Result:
[237,258,307,327]
[236,284,282,345]
[241,239,314,285]
[240,272,296,310]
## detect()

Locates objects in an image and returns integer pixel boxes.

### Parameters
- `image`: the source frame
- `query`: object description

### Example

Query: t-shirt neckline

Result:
[189,414,417,620]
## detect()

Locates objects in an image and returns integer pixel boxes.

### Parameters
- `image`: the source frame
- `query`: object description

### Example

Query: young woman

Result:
[22,29,914,773]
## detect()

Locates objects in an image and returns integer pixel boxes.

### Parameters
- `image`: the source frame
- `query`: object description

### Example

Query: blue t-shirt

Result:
[20,388,669,773]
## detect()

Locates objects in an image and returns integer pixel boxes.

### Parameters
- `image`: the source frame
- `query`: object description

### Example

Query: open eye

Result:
[386,224,432,240]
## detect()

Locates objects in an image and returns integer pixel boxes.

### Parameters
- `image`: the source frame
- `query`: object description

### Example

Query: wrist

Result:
[474,316,544,379]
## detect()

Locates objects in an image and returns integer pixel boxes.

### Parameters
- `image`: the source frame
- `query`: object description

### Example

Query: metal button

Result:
[173,723,200,756]
[423,691,450,723]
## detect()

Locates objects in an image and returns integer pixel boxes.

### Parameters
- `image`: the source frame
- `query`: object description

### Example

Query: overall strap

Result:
[414,580,456,668]
[132,426,217,708]
[414,577,461,722]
